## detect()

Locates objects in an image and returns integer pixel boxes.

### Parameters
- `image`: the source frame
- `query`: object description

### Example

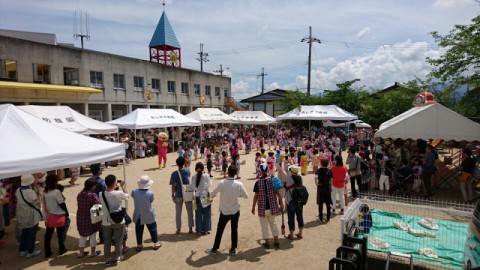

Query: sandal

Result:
[153,243,162,250]
[284,235,294,240]
[136,245,143,252]
[295,234,303,239]
[77,251,88,258]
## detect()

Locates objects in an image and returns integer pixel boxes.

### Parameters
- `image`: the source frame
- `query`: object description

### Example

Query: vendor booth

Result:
[230,110,276,125]
[0,104,125,179]
[18,105,118,135]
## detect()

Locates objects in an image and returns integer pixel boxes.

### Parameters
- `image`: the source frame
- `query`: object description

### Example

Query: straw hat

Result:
[288,165,300,175]
[21,174,35,186]
[137,175,153,189]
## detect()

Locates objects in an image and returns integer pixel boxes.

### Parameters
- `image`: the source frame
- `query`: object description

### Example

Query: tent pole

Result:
[134,129,137,160]
[309,120,311,132]
[122,158,128,211]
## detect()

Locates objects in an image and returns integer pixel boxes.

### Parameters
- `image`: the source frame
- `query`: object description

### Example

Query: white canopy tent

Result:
[186,108,238,124]
[0,104,126,179]
[107,108,201,129]
[276,105,358,121]
[230,110,276,125]
[375,103,480,141]
[18,105,118,135]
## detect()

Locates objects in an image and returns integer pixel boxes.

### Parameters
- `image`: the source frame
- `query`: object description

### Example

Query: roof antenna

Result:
[73,10,91,49]
[163,0,165,10]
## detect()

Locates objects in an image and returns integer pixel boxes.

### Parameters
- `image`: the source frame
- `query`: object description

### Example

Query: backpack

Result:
[291,185,309,206]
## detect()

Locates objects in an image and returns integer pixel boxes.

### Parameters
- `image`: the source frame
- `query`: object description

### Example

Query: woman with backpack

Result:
[285,165,305,240]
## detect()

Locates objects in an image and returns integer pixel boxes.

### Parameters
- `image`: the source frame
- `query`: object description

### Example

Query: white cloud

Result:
[294,40,443,93]
[356,27,371,39]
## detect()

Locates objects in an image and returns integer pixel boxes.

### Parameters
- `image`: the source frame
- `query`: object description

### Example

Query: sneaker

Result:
[20,251,27,257]
[35,240,40,245]
[229,249,236,256]
[117,255,124,262]
[26,250,41,258]
[205,248,219,255]
[59,249,68,256]
[105,258,117,266]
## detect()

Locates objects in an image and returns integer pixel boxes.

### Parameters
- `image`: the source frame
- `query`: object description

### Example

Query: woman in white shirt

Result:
[191,162,212,235]
[43,174,69,259]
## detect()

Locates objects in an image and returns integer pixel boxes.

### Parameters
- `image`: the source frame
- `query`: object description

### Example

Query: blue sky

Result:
[0,0,478,99]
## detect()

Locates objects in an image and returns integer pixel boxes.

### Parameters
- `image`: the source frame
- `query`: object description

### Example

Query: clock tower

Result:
[149,4,181,68]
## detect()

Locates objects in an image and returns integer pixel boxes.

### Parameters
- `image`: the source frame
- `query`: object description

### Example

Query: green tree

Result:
[427,15,480,95]
[359,80,419,128]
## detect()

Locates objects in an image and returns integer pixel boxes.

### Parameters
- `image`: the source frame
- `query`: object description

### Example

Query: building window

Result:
[64,67,79,86]
[205,85,211,96]
[0,59,17,81]
[33,63,50,84]
[113,74,125,90]
[224,88,229,98]
[181,83,189,95]
[194,84,200,96]
[134,76,144,91]
[215,87,220,97]
[151,78,160,92]
[167,80,176,93]
[90,71,104,88]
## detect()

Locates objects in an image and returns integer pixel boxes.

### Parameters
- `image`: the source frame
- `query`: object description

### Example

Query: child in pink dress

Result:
[266,152,276,176]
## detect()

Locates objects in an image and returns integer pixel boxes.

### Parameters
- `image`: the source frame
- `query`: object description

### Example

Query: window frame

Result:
[205,85,211,96]
[90,70,104,89]
[181,82,189,95]
[167,80,176,93]
[133,76,144,92]
[151,78,160,92]
[194,84,201,96]
[113,73,125,90]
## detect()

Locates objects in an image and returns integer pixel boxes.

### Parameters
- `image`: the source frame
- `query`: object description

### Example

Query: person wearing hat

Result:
[251,163,284,249]
[131,175,161,251]
[16,175,42,258]
[284,165,304,240]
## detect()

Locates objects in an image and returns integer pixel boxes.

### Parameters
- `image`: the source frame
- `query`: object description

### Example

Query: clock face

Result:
[144,89,154,102]
[415,96,423,104]
[169,51,178,63]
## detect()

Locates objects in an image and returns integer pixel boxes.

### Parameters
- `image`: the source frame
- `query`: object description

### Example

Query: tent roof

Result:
[107,108,200,129]
[230,111,276,125]
[18,105,118,135]
[276,105,358,121]
[186,108,238,124]
[375,103,480,142]
[0,104,125,179]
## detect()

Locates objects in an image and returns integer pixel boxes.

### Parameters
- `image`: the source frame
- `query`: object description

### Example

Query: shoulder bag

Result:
[179,170,194,202]
[19,189,43,219]
[102,191,126,224]
[43,193,66,228]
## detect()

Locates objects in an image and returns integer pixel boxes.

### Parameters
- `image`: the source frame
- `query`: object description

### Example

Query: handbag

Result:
[90,204,103,224]
[102,191,126,224]
[43,195,66,228]
[200,192,212,208]
[178,170,194,202]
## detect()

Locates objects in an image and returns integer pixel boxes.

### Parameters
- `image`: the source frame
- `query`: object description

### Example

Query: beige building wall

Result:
[0,36,231,120]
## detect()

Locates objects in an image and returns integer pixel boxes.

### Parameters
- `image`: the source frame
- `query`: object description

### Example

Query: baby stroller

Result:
[389,164,414,197]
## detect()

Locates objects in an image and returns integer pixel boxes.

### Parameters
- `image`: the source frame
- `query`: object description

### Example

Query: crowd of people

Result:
[0,123,478,265]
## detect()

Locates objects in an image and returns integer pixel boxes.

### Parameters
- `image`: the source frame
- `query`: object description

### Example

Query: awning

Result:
[0,81,103,94]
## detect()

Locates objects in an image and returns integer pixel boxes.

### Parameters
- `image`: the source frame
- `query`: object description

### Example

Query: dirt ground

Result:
[0,150,470,270]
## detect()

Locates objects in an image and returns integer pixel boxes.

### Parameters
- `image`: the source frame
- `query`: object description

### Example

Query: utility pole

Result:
[301,26,321,96]
[214,64,228,76]
[196,43,209,72]
[257,67,268,94]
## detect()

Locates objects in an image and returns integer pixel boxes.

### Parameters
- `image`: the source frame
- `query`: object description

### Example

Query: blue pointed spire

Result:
[149,11,181,48]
